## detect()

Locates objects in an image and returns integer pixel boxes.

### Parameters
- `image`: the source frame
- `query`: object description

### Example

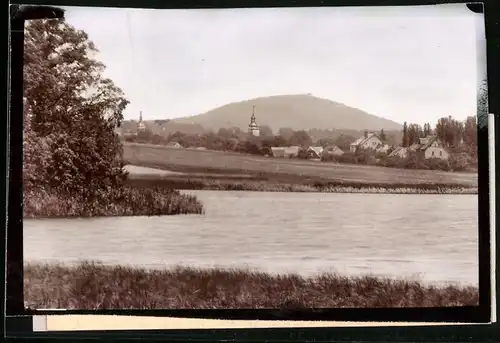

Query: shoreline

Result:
[126,176,478,195]
[24,260,479,309]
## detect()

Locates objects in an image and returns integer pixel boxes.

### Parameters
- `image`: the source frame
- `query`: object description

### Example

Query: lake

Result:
[24,190,479,286]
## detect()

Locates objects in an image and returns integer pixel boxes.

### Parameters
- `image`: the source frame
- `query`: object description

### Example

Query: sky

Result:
[61,4,486,126]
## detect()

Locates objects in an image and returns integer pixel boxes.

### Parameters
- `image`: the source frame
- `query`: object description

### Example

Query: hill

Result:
[171,94,403,133]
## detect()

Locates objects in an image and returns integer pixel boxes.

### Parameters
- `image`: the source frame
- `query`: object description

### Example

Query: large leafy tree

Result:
[23,18,129,198]
[288,130,313,147]
[435,116,465,148]
[407,123,423,146]
[463,115,477,156]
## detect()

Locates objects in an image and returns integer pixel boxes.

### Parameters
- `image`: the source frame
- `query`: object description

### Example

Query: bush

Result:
[336,152,356,164]
[400,153,427,170]
[297,148,310,159]
[449,152,472,172]
[378,155,401,168]
[426,158,451,171]
[320,151,336,162]
[235,140,262,155]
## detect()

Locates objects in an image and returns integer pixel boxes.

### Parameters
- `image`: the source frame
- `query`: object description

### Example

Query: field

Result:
[24,261,479,309]
[123,143,478,188]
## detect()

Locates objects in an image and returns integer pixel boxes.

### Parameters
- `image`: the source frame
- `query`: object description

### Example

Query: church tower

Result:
[248,105,260,137]
[137,110,146,133]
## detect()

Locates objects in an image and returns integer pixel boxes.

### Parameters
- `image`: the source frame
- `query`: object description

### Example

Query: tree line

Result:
[402,116,477,158]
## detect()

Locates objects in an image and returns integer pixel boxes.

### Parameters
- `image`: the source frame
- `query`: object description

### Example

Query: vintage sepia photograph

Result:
[23,4,483,310]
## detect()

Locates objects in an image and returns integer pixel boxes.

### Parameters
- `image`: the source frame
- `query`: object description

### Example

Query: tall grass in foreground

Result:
[24,261,479,309]
[23,187,204,218]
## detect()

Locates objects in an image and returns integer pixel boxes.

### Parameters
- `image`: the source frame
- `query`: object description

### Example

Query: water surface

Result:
[24,191,479,286]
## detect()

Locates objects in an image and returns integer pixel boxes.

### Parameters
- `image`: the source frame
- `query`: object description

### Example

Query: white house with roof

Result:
[307,146,324,159]
[350,131,383,153]
[417,136,449,160]
[388,136,449,160]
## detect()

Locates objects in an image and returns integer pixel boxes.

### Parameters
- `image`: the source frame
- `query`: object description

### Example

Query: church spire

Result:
[248,104,260,137]
[250,105,256,124]
[137,110,146,133]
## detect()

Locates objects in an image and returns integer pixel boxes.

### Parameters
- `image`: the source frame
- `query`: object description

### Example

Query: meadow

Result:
[24,261,479,309]
[123,143,478,192]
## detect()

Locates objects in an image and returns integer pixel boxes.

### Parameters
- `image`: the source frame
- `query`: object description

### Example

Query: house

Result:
[307,146,324,159]
[271,146,300,158]
[284,146,300,158]
[166,141,182,148]
[389,147,409,159]
[376,144,391,154]
[350,131,383,153]
[323,145,344,156]
[416,136,449,160]
[388,136,449,160]
[271,147,285,158]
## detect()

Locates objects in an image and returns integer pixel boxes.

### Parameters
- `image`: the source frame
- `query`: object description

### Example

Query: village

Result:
[117,106,476,173]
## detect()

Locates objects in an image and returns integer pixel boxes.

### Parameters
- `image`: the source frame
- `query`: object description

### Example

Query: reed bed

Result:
[24,261,479,309]
[189,180,478,194]
[127,177,478,195]
[23,186,204,218]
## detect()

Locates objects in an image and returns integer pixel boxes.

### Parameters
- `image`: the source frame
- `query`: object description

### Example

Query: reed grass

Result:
[127,177,478,195]
[23,186,204,218]
[24,261,479,309]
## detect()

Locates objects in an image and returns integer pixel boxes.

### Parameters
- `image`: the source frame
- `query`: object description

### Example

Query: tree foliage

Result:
[435,116,465,148]
[379,129,386,142]
[258,125,273,137]
[407,124,423,146]
[23,19,129,198]
[402,122,409,147]
[288,130,312,147]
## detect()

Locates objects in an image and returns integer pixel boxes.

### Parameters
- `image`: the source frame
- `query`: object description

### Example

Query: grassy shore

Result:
[23,186,204,219]
[24,261,479,309]
[126,176,478,195]
[123,143,478,188]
